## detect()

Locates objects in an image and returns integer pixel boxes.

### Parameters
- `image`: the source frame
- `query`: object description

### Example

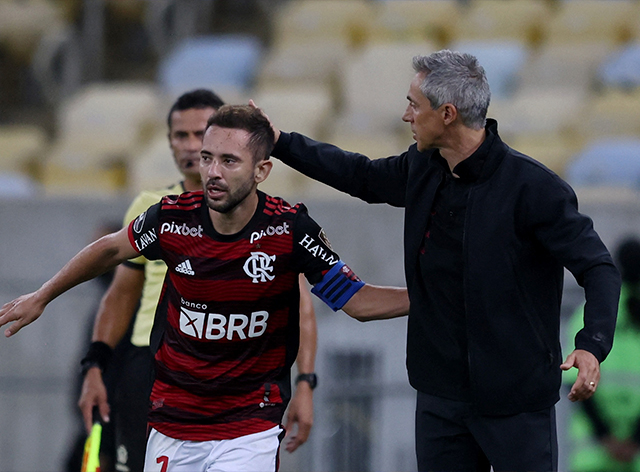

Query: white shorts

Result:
[143,426,283,472]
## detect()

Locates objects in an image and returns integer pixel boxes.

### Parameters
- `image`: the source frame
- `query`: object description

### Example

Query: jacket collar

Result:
[476,119,508,184]
[427,118,505,184]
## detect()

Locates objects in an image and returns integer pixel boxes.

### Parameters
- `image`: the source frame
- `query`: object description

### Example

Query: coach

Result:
[265,49,621,471]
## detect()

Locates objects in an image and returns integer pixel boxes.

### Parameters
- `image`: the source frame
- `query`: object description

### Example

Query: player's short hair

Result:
[206,105,275,163]
[167,89,225,128]
[412,50,491,130]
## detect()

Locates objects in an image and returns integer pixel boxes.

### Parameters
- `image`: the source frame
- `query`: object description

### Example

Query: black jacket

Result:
[272,120,620,415]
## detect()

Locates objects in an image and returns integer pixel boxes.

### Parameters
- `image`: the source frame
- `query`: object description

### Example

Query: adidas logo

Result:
[175,259,195,276]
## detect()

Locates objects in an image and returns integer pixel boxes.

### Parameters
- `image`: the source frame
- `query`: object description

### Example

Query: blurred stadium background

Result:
[1,0,640,470]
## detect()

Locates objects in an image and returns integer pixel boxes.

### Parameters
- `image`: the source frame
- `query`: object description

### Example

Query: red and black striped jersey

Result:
[127,190,340,441]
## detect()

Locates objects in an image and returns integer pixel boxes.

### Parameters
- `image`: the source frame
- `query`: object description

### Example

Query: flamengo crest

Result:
[243,251,276,283]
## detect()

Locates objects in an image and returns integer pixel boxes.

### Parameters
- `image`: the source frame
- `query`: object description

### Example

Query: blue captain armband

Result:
[311,261,365,311]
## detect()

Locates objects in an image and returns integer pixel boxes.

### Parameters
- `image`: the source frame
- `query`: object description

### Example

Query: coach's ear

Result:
[254,159,272,184]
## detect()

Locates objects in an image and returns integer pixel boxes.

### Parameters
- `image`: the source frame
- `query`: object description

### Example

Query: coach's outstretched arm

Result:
[0,228,139,338]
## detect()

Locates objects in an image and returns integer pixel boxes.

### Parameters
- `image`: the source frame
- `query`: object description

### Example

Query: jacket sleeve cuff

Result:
[272,131,292,160]
[574,338,606,363]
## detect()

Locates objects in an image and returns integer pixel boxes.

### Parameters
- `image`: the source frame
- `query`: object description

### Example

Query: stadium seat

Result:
[518,42,614,94]
[575,88,640,139]
[252,84,333,140]
[597,42,640,90]
[30,25,82,104]
[50,82,162,167]
[488,87,587,176]
[272,0,374,48]
[509,134,583,177]
[543,0,637,46]
[0,125,48,175]
[127,132,181,197]
[565,137,640,189]
[0,172,40,197]
[487,89,587,140]
[449,39,528,99]
[42,82,163,195]
[250,83,335,201]
[0,0,65,62]
[256,38,349,92]
[455,0,552,47]
[371,0,461,47]
[157,35,263,100]
[339,41,437,134]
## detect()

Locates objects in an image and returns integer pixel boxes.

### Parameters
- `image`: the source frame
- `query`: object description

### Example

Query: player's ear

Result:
[255,159,272,184]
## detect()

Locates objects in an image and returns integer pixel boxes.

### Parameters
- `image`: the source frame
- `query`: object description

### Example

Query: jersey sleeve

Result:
[127,202,163,261]
[123,191,163,266]
[293,205,364,311]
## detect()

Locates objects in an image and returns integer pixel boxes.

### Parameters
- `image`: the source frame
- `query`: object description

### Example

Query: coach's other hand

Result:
[561,349,600,402]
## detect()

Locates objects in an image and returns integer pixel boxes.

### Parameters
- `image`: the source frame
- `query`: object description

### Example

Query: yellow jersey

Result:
[123,182,184,346]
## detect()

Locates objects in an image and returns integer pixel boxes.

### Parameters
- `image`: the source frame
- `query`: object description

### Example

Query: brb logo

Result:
[243,252,276,283]
[179,307,269,340]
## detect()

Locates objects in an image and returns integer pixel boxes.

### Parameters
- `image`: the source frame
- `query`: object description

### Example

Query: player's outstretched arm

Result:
[0,227,138,338]
[342,284,410,322]
[78,264,146,432]
[284,275,318,453]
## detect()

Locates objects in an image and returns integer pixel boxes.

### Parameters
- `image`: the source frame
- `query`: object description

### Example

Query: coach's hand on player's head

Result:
[248,100,281,144]
[0,292,47,337]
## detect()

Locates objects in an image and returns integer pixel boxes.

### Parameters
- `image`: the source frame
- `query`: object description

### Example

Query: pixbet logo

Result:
[179,307,269,340]
[160,221,203,237]
[243,252,276,283]
[250,223,290,244]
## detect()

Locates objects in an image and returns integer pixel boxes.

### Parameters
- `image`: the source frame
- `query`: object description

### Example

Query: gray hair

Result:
[412,50,491,130]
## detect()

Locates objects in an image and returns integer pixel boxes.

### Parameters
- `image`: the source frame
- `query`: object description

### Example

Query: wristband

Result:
[295,373,318,390]
[311,261,364,311]
[80,341,113,376]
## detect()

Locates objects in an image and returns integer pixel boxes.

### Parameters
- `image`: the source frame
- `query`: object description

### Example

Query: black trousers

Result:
[114,345,155,472]
[415,392,558,472]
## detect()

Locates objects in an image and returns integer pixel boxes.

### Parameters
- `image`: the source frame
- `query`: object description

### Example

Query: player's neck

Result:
[209,191,259,235]
[182,176,202,192]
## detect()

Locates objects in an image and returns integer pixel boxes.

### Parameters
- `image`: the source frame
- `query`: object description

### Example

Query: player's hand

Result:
[248,100,281,143]
[283,381,314,453]
[0,292,46,338]
[79,367,110,434]
[560,349,600,401]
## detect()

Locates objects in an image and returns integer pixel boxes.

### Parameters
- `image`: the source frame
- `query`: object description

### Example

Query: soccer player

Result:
[77,89,318,471]
[0,105,409,472]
